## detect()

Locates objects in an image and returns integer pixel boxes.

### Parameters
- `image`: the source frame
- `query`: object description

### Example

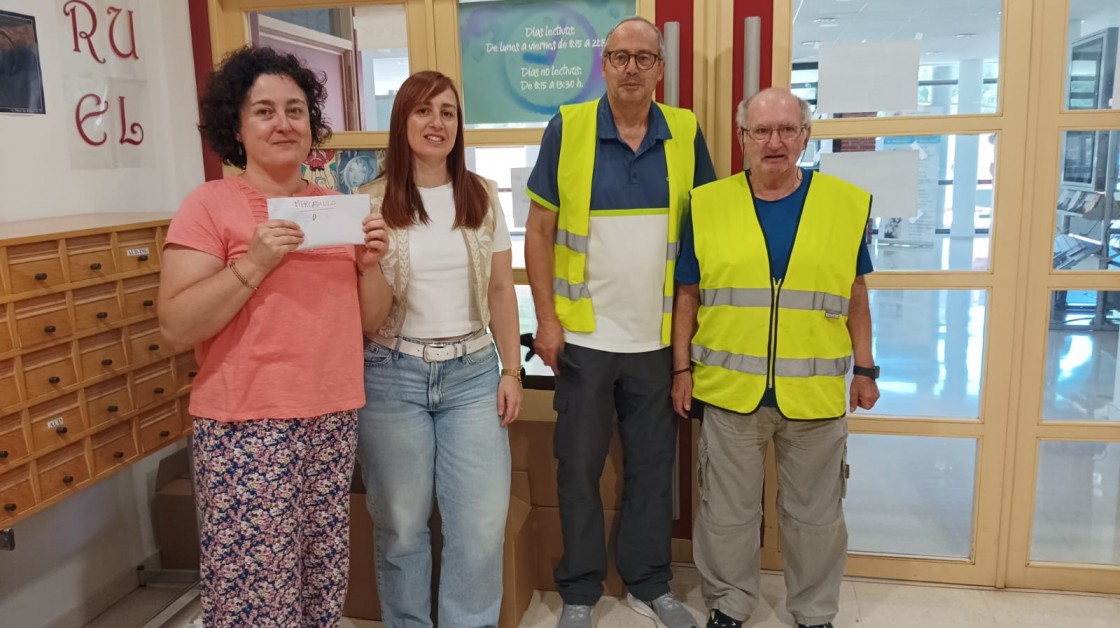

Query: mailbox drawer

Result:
[0,304,14,354]
[91,421,137,476]
[132,360,175,410]
[127,319,170,363]
[0,412,28,467]
[78,329,127,382]
[0,466,35,524]
[122,273,160,320]
[22,344,77,401]
[14,294,73,349]
[115,228,159,273]
[0,358,20,412]
[66,234,117,282]
[8,241,65,294]
[174,352,199,391]
[85,375,132,427]
[37,442,90,502]
[72,283,122,333]
[28,392,86,454]
[138,402,180,452]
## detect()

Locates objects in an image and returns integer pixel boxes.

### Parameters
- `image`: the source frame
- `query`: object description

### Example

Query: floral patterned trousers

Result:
[192,410,358,627]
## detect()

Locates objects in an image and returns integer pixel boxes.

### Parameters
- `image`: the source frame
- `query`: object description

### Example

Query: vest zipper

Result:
[768,278,783,389]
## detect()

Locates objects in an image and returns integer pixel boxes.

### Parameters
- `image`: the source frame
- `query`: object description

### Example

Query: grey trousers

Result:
[693,406,848,626]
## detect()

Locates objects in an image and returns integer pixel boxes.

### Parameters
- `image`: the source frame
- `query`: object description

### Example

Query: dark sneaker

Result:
[797,623,833,628]
[706,608,743,628]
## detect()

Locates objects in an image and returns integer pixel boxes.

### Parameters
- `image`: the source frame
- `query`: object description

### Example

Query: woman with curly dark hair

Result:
[157,46,392,626]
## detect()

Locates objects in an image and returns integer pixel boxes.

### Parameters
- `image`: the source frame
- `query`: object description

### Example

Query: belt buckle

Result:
[422,342,450,362]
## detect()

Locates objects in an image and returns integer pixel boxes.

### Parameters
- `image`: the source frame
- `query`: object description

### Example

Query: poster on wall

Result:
[56,0,152,169]
[0,10,46,115]
[458,0,635,127]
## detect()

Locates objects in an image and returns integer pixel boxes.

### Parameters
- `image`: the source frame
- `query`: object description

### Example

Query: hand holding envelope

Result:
[267,194,370,250]
[359,199,389,268]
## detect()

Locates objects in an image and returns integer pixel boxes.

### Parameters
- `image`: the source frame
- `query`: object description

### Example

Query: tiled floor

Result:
[88,565,1120,628]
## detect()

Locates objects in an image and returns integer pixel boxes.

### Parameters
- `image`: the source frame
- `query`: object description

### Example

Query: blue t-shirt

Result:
[526,98,717,211]
[675,169,873,285]
[675,169,873,408]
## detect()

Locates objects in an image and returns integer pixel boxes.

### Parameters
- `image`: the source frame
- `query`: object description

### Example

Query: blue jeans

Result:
[357,340,511,628]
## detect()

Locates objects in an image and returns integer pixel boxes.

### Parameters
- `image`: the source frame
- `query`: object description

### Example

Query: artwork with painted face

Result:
[0,11,45,114]
[337,150,386,194]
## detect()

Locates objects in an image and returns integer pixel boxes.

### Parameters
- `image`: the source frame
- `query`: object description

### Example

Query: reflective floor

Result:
[130,566,1120,628]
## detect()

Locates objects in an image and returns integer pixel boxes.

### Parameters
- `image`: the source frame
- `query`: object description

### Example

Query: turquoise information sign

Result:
[458,0,635,126]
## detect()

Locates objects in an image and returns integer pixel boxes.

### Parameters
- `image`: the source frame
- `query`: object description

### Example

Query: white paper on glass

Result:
[819,150,919,219]
[816,41,920,114]
[511,167,532,228]
[267,194,370,250]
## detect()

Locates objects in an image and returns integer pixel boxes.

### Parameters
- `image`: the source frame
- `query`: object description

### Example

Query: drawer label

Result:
[126,247,150,257]
[46,417,65,429]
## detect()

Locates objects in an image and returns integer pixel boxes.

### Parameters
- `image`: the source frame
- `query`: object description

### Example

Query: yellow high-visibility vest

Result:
[552,98,696,344]
[690,171,871,419]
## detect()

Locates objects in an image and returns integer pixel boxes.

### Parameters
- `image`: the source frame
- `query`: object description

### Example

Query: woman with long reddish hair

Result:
[356,70,521,626]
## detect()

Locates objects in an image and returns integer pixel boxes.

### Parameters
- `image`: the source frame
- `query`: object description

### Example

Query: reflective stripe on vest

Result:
[553,99,697,342]
[688,171,871,419]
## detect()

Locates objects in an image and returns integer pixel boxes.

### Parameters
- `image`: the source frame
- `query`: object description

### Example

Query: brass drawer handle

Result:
[138,255,149,262]
[107,405,119,413]
[189,371,197,378]
[3,503,15,512]
[48,376,61,384]
[154,387,165,394]
[142,299,154,307]
[113,451,124,459]
[0,450,8,458]
[159,430,170,438]
[101,358,113,366]
[148,344,159,351]
[62,475,74,484]
[89,262,102,271]
[96,311,109,319]
[56,426,68,435]
[34,272,48,281]
[44,325,56,334]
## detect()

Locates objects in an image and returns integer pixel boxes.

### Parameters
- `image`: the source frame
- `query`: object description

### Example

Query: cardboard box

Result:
[510,416,623,510]
[499,495,536,628]
[344,492,381,620]
[532,506,625,597]
[153,447,200,570]
[344,467,536,628]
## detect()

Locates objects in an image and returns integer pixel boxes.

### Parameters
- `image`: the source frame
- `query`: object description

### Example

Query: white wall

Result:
[0,0,202,625]
[0,0,203,220]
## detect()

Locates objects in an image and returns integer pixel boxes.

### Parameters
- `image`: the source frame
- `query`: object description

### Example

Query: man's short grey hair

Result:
[736,91,812,129]
[603,16,666,58]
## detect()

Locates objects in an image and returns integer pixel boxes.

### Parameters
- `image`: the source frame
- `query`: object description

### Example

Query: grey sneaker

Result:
[558,603,594,628]
[626,592,699,628]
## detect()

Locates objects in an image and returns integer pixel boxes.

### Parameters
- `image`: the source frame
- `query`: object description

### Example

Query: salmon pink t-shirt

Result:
[164,177,365,422]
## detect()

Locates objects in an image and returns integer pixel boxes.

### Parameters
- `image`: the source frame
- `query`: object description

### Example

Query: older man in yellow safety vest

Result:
[671,88,880,628]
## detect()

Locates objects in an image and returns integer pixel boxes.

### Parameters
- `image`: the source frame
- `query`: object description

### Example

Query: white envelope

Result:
[267,194,370,250]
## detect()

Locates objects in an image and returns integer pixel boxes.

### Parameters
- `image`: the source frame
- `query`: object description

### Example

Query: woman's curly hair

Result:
[198,46,332,169]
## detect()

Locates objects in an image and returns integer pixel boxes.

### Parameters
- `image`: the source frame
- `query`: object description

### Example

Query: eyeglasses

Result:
[740,124,806,142]
[604,50,661,70]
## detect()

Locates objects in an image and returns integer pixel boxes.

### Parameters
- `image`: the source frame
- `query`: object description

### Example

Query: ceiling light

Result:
[955,33,976,38]
[801,40,822,46]
[813,17,838,27]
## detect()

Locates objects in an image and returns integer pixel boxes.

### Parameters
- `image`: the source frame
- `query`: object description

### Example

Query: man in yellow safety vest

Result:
[525,15,716,628]
[671,88,880,628]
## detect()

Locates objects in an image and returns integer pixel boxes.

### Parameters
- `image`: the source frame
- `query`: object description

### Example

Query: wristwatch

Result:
[500,367,524,384]
[852,365,880,380]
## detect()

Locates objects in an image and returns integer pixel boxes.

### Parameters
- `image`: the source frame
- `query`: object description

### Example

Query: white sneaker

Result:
[625,592,699,628]
[558,603,594,628]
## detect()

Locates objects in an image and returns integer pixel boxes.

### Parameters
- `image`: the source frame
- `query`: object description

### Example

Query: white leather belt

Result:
[373,332,493,362]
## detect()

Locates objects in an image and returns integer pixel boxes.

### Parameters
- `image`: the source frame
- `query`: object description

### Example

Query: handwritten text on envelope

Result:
[266,194,370,250]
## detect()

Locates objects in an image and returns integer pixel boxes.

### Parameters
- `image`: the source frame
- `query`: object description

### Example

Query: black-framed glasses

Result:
[740,124,806,142]
[604,50,661,70]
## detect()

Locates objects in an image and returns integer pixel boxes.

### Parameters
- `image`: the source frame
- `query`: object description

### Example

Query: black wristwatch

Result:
[852,365,880,379]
